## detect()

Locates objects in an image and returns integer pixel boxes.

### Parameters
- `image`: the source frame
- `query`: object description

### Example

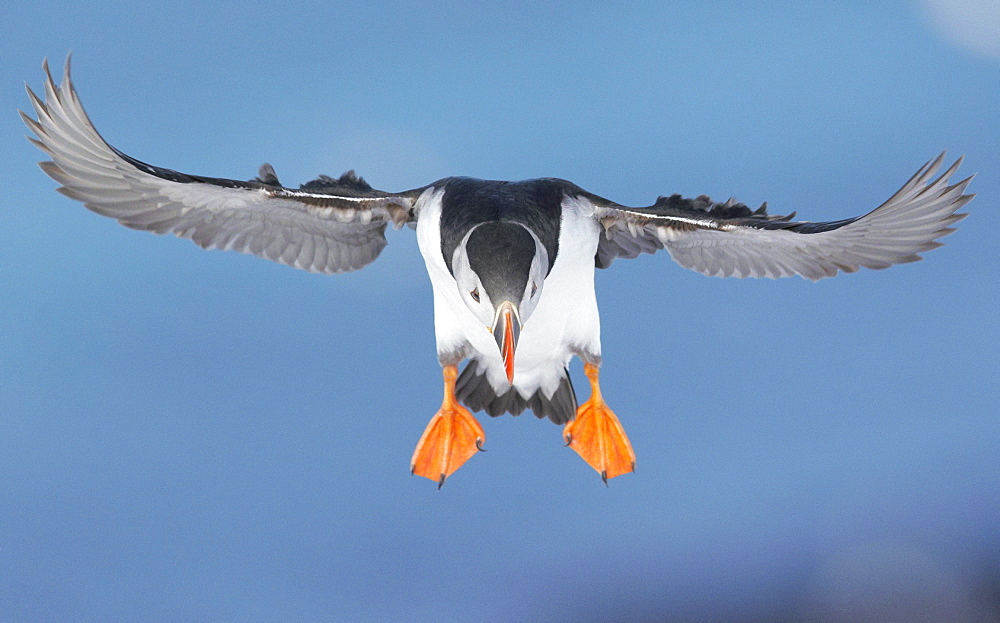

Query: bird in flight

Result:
[23,58,973,487]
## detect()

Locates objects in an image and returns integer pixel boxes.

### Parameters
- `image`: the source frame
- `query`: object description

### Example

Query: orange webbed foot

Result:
[410,365,485,488]
[563,363,636,483]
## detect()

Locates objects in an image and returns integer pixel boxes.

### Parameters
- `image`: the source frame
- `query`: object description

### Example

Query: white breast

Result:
[416,191,602,401]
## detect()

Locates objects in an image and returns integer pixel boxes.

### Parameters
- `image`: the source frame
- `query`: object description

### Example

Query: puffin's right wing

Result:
[22,58,425,275]
[588,154,973,280]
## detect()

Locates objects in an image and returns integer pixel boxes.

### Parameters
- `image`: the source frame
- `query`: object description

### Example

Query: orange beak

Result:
[492,301,520,385]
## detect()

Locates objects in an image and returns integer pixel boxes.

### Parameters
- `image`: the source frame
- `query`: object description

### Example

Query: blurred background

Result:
[1,1,997,621]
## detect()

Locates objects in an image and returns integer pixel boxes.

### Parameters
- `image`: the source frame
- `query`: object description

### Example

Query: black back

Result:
[438,177,575,276]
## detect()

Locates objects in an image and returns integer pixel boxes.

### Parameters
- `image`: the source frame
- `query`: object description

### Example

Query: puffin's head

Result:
[452,221,549,385]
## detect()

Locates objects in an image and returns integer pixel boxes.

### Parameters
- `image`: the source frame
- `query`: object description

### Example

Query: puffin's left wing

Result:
[589,154,972,280]
[22,58,424,275]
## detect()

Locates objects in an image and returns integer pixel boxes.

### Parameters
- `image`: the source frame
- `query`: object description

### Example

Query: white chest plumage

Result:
[415,190,602,401]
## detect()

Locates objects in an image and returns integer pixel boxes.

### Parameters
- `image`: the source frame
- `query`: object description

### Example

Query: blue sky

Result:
[1,1,998,621]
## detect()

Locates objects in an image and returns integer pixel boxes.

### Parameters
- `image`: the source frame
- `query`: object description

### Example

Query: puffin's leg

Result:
[563,363,636,483]
[410,365,486,488]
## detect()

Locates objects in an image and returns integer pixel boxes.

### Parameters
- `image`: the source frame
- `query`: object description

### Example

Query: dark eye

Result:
[471,288,480,303]
[531,282,538,297]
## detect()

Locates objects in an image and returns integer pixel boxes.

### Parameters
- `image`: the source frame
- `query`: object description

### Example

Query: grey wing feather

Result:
[22,57,422,275]
[591,153,973,280]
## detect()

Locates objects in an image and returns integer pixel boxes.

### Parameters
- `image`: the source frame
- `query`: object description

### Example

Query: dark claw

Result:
[437,473,447,490]
[563,433,573,447]
[600,470,608,486]
[476,438,486,452]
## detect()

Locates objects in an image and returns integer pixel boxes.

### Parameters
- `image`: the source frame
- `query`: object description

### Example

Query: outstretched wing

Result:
[22,58,425,275]
[589,154,973,280]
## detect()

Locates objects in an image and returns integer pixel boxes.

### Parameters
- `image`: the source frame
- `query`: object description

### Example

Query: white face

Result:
[451,225,548,329]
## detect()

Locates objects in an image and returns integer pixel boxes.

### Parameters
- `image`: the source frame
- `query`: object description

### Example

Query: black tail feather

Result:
[455,360,577,425]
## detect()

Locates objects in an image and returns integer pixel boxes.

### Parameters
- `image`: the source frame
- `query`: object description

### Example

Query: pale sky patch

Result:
[919,0,1000,60]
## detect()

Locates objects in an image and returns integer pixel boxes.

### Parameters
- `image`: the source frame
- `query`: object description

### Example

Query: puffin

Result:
[22,59,973,486]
